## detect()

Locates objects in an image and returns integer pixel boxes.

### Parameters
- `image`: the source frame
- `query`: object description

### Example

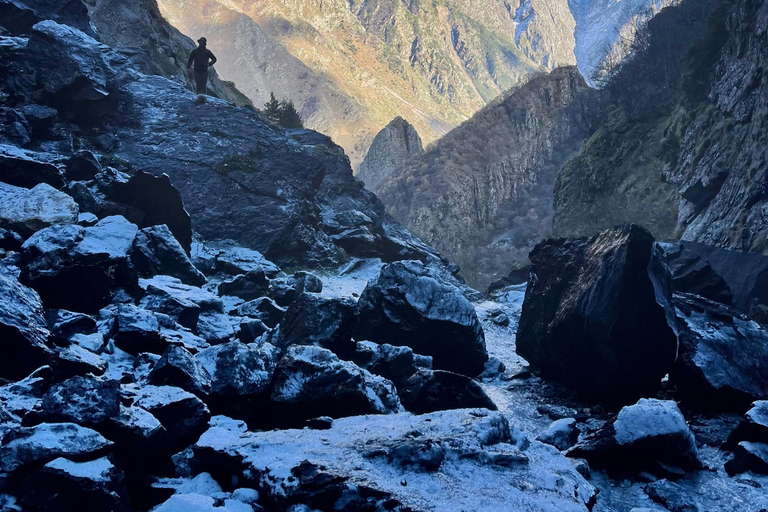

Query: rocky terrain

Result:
[357,117,424,193]
[156,0,671,167]
[2,0,768,511]
[369,67,592,289]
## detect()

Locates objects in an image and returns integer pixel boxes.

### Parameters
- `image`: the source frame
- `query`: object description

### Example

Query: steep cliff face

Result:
[375,68,592,288]
[554,0,767,256]
[358,117,424,193]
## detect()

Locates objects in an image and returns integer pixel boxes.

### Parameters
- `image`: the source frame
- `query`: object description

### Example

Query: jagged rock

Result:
[356,260,488,377]
[267,272,323,307]
[671,293,768,409]
[74,216,138,261]
[567,399,700,474]
[516,225,678,402]
[0,182,78,236]
[195,311,234,344]
[0,228,23,252]
[0,262,52,381]
[123,384,210,454]
[0,423,113,476]
[0,0,38,35]
[644,479,701,512]
[69,332,105,352]
[269,345,400,427]
[112,304,165,355]
[147,345,211,396]
[0,145,63,189]
[139,276,223,313]
[41,375,120,425]
[725,441,768,476]
[65,151,101,181]
[358,117,424,194]
[662,243,733,306]
[276,293,357,357]
[100,405,166,466]
[487,266,532,294]
[139,282,201,330]
[25,456,130,512]
[399,369,496,414]
[217,269,269,301]
[724,401,768,455]
[351,341,419,389]
[45,309,97,343]
[0,366,51,419]
[205,244,280,277]
[20,104,57,136]
[55,344,108,378]
[130,225,205,285]
[538,419,580,451]
[196,341,278,398]
[237,318,268,343]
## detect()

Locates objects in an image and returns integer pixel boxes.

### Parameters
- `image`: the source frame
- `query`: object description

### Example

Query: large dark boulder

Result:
[41,376,120,425]
[130,225,205,285]
[567,399,701,475]
[0,144,64,189]
[671,293,768,410]
[726,401,768,449]
[276,293,357,358]
[0,262,52,381]
[268,345,400,428]
[399,369,497,414]
[111,304,166,355]
[146,345,211,396]
[0,182,79,237]
[352,341,420,389]
[232,296,285,328]
[217,269,270,301]
[516,224,678,402]
[356,260,488,377]
[65,151,101,181]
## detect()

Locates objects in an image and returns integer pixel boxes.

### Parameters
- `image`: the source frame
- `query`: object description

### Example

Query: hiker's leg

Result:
[195,72,207,95]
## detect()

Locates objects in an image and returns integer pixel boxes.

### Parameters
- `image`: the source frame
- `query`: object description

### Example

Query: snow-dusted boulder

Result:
[567,398,700,474]
[538,418,580,451]
[45,309,97,343]
[55,344,108,378]
[131,225,205,286]
[231,296,284,328]
[725,441,768,475]
[516,224,678,402]
[73,215,138,261]
[0,228,23,252]
[196,341,278,400]
[356,260,488,377]
[267,271,322,307]
[672,293,768,409]
[0,262,52,381]
[217,269,269,301]
[112,304,166,355]
[268,345,401,427]
[399,369,496,414]
[100,405,167,471]
[352,341,420,388]
[0,366,51,419]
[726,401,768,449]
[124,384,210,453]
[276,293,357,357]
[41,375,120,425]
[140,282,201,330]
[0,423,113,475]
[64,150,101,181]
[0,182,78,236]
[195,311,234,344]
[0,144,63,189]
[147,346,211,396]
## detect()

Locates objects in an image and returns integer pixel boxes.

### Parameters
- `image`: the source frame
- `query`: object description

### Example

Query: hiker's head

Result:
[197,37,207,47]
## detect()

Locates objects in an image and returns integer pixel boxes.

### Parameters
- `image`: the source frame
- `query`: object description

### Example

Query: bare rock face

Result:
[516,224,678,403]
[358,117,423,193]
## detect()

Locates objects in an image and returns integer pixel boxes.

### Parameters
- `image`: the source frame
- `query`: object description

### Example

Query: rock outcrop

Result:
[516,224,678,402]
[358,117,424,193]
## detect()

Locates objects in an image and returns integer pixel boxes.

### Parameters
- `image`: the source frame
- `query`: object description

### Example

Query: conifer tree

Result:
[278,99,304,129]
[263,92,282,124]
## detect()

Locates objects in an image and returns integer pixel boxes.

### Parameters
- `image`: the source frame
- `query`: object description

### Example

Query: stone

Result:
[671,293,768,409]
[41,376,120,425]
[112,304,166,355]
[538,418,580,451]
[218,269,269,301]
[147,345,212,396]
[196,341,278,399]
[0,228,23,252]
[269,345,401,428]
[352,341,419,389]
[725,441,768,476]
[726,401,768,449]
[100,405,166,465]
[130,225,206,285]
[356,260,488,377]
[567,399,701,474]
[236,318,268,343]
[399,369,497,414]
[267,272,322,307]
[516,225,678,403]
[358,117,424,193]
[209,244,280,277]
[0,144,64,189]
[0,423,113,475]
[54,344,108,378]
[139,283,201,330]
[195,311,234,344]
[45,309,97,343]
[139,276,223,313]
[276,293,357,358]
[0,182,78,237]
[233,297,285,328]
[65,151,101,181]
[124,384,210,454]
[0,262,52,381]
[20,104,57,136]
[644,479,701,512]
[0,366,51,419]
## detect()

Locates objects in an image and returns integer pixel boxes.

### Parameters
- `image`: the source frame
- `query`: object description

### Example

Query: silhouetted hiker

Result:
[187,37,217,95]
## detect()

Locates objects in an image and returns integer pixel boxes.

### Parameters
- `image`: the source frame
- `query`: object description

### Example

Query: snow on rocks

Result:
[537,418,580,451]
[726,401,768,448]
[567,399,700,474]
[232,297,284,328]
[41,375,120,425]
[276,293,357,357]
[191,408,596,511]
[147,345,212,396]
[672,293,768,409]
[196,341,278,399]
[399,369,497,414]
[112,304,166,355]
[0,182,78,236]
[0,262,52,381]
[268,345,401,427]
[131,225,206,286]
[0,144,63,189]
[356,260,488,377]
[516,224,678,403]
[351,341,421,389]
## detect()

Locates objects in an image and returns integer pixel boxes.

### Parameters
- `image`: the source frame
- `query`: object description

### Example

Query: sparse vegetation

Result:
[263,92,304,129]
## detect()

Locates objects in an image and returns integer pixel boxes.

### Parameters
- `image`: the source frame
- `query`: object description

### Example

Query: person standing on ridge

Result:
[187,37,217,95]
